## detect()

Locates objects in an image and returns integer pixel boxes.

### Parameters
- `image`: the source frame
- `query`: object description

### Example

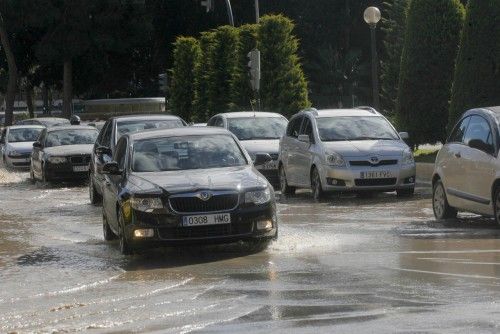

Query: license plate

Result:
[360,170,393,179]
[259,160,278,170]
[182,213,231,227]
[73,165,89,172]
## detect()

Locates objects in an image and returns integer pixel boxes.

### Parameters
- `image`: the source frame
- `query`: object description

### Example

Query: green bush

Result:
[230,24,258,111]
[258,15,310,116]
[396,0,464,146]
[170,37,200,122]
[193,31,215,121]
[448,0,500,129]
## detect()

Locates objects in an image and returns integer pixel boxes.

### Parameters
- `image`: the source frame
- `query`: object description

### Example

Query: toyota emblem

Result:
[370,156,379,164]
[197,191,212,201]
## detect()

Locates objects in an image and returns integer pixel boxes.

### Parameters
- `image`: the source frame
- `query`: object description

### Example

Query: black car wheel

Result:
[279,165,295,195]
[103,212,117,241]
[493,187,500,225]
[89,176,102,205]
[118,208,133,255]
[397,187,415,197]
[41,163,50,183]
[311,167,325,201]
[432,180,457,219]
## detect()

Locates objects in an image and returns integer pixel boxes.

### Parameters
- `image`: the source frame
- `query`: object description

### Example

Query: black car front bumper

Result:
[45,162,89,181]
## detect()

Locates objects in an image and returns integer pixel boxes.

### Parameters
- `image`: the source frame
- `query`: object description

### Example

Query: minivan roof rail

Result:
[356,106,378,114]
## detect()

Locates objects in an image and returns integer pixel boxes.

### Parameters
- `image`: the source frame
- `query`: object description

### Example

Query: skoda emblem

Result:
[370,156,379,164]
[198,191,212,201]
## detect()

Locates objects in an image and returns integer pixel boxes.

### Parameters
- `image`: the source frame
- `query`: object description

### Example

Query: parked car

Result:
[30,125,99,182]
[278,108,416,200]
[89,114,187,205]
[16,117,70,127]
[1,125,44,169]
[100,127,278,254]
[207,112,288,185]
[432,106,500,222]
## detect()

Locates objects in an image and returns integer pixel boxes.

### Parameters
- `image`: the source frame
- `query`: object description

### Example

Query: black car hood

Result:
[43,144,94,156]
[129,166,268,194]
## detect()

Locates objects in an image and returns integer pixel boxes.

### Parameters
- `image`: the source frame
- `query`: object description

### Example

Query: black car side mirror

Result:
[33,141,42,149]
[254,153,273,166]
[468,139,495,155]
[96,146,112,156]
[102,161,123,175]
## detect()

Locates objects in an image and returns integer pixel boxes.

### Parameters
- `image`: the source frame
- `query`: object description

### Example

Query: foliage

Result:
[396,0,464,146]
[380,0,409,115]
[170,37,200,122]
[258,15,310,116]
[192,32,215,122]
[448,0,500,129]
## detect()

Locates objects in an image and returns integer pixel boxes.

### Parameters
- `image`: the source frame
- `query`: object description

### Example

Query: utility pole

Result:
[248,49,261,110]
[201,0,234,27]
[255,0,260,23]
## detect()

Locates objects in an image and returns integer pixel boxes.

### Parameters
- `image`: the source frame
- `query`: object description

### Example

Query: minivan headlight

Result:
[402,149,414,165]
[130,197,163,212]
[48,156,67,164]
[326,152,346,167]
[245,188,271,205]
[8,150,22,157]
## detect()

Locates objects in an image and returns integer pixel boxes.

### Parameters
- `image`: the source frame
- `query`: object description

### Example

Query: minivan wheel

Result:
[493,187,500,225]
[89,176,102,205]
[103,213,117,241]
[279,165,295,195]
[432,180,457,219]
[311,167,325,200]
[118,208,133,255]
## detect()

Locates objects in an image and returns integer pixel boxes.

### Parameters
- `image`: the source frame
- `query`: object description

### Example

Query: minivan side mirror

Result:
[102,161,122,175]
[33,141,42,149]
[298,134,310,143]
[95,146,112,156]
[399,132,409,140]
[254,153,273,166]
[468,139,495,155]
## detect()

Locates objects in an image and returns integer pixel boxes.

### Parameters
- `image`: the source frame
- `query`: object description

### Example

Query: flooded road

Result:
[2,169,500,333]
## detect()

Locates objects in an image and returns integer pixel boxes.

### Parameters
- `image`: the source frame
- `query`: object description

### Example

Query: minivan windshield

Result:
[132,135,248,172]
[7,128,43,143]
[317,116,399,142]
[227,117,287,140]
[45,129,98,147]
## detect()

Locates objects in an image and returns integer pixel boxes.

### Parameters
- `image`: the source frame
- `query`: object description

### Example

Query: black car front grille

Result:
[355,178,397,186]
[158,222,253,239]
[169,193,239,213]
[349,160,398,167]
[269,153,279,160]
[70,155,91,165]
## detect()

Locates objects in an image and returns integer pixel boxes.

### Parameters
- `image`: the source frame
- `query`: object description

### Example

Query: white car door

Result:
[295,116,315,186]
[282,116,303,186]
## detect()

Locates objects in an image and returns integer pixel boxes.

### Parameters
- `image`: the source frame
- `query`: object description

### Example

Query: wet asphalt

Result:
[1,169,500,333]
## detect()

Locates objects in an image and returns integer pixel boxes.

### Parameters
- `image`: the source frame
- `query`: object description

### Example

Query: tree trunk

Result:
[42,83,50,115]
[0,8,18,126]
[63,59,73,118]
[26,85,35,118]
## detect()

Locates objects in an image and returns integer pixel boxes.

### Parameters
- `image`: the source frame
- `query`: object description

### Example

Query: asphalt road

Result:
[2,169,500,333]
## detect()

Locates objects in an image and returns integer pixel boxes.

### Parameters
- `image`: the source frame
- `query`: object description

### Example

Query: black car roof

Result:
[128,126,232,141]
[46,125,98,132]
[110,114,184,122]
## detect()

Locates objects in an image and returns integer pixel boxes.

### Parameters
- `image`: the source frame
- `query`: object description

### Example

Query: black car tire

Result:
[311,167,325,201]
[493,187,500,225]
[89,176,102,205]
[279,165,295,195]
[432,180,457,219]
[118,208,133,255]
[103,212,117,241]
[42,164,50,183]
[397,187,415,197]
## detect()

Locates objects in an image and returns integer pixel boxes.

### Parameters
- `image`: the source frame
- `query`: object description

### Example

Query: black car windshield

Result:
[8,128,43,143]
[116,119,184,140]
[317,116,399,141]
[227,117,287,140]
[45,129,98,147]
[132,135,247,172]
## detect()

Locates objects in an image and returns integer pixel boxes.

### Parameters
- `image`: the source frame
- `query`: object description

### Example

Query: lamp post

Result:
[364,6,381,111]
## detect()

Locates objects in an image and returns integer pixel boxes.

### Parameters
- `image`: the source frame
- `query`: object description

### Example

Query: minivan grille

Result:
[70,155,91,165]
[169,193,239,213]
[349,160,398,167]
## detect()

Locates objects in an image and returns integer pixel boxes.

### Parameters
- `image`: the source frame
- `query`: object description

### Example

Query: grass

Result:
[414,148,438,163]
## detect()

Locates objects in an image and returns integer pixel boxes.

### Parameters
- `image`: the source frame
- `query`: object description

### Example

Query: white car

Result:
[432,106,500,222]
[0,125,44,169]
[278,108,416,200]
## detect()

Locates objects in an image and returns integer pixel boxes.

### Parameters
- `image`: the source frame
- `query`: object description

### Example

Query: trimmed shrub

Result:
[448,0,500,129]
[193,31,215,121]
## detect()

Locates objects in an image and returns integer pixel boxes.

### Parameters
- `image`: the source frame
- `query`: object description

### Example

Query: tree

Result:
[193,31,215,121]
[170,36,200,122]
[380,0,409,116]
[205,25,239,117]
[258,15,310,116]
[448,0,500,129]
[230,24,257,111]
[0,5,18,126]
[396,0,464,146]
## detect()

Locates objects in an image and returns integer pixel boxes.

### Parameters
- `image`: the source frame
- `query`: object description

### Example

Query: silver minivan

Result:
[278,108,416,200]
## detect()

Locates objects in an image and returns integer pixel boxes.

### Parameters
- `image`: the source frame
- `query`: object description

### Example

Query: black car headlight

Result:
[130,197,163,213]
[245,188,271,205]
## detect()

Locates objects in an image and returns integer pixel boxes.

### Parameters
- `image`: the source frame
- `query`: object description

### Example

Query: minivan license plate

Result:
[360,171,392,179]
[182,213,231,227]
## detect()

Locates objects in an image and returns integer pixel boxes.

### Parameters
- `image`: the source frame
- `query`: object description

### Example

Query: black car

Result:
[89,115,186,205]
[100,127,278,254]
[30,125,99,182]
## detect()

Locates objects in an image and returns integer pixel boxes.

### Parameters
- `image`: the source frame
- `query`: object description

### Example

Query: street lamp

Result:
[364,6,381,111]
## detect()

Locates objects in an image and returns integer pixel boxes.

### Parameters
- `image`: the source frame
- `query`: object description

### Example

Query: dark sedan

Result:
[89,114,186,205]
[101,127,278,255]
[30,125,99,182]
